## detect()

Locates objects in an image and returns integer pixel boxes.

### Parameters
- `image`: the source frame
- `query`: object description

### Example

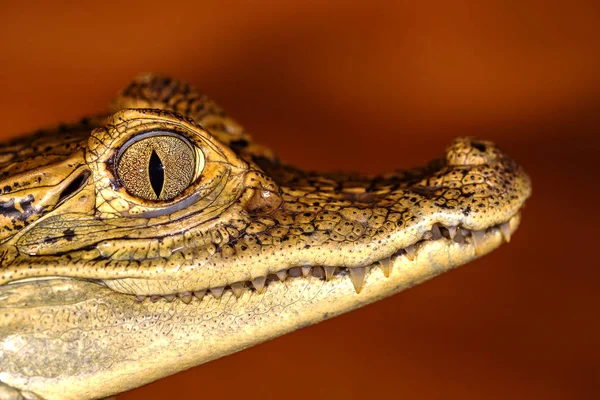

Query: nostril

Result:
[446,137,496,166]
[471,141,487,152]
[58,170,90,204]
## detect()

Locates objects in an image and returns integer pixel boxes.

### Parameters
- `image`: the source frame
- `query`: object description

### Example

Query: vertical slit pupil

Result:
[148,150,164,198]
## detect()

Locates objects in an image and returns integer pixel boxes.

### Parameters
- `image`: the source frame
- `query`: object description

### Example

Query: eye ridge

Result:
[148,149,165,198]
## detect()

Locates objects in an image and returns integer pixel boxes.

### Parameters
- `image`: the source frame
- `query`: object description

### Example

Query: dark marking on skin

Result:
[0,195,38,221]
[411,186,441,199]
[462,205,472,216]
[44,236,58,244]
[63,228,76,241]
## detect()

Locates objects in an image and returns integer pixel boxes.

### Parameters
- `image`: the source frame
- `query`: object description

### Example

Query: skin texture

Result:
[0,74,531,400]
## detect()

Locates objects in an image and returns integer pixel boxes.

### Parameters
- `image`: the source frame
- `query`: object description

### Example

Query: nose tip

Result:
[445,137,498,166]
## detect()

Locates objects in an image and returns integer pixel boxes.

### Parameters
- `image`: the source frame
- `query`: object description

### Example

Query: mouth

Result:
[1,136,530,300]
[131,213,521,304]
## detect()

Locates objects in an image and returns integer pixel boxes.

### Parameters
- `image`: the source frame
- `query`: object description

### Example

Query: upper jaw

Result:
[120,211,523,304]
[102,137,530,296]
[1,137,531,298]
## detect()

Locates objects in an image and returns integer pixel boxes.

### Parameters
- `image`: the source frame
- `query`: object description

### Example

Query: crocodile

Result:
[0,74,531,400]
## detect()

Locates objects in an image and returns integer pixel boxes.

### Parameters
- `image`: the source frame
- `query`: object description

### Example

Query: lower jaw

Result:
[113,213,520,391]
[278,213,521,310]
[1,214,520,400]
[183,213,521,371]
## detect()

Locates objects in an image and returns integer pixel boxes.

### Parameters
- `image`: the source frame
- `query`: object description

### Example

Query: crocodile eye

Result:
[116,132,200,201]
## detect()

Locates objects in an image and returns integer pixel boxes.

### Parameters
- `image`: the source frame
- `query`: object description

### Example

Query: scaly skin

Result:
[0,74,531,399]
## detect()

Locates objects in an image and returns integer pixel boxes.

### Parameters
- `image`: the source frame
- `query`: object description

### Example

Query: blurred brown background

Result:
[1,1,599,399]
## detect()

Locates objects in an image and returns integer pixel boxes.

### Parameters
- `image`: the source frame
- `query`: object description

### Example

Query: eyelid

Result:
[115,131,194,160]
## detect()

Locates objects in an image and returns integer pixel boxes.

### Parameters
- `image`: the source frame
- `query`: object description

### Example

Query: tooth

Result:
[301,266,311,277]
[231,282,244,298]
[349,267,367,294]
[405,245,416,261]
[135,295,146,302]
[378,258,392,277]
[164,294,175,302]
[471,230,485,255]
[447,226,457,239]
[431,223,442,240]
[499,222,511,243]
[453,229,465,243]
[210,286,225,299]
[179,292,193,304]
[324,266,336,281]
[193,289,206,299]
[276,270,287,282]
[252,276,266,294]
[150,295,161,302]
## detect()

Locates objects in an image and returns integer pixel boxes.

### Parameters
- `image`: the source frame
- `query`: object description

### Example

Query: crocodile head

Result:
[0,74,531,399]
[0,74,530,301]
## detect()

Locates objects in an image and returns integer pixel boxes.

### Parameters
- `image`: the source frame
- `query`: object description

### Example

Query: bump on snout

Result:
[446,137,500,166]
